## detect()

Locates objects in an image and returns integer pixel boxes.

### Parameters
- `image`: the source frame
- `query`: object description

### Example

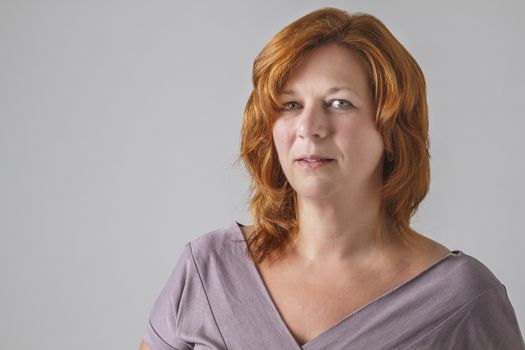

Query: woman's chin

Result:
[295,183,339,200]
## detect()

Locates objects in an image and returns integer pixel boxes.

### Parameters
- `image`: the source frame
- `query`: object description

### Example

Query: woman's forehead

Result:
[278,45,371,100]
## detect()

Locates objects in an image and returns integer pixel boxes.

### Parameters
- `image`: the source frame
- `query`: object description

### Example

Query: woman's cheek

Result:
[272,120,292,153]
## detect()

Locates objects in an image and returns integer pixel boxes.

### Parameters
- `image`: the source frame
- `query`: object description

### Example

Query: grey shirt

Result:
[143,220,525,349]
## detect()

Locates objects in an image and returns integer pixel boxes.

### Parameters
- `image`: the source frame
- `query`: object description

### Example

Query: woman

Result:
[140,7,524,350]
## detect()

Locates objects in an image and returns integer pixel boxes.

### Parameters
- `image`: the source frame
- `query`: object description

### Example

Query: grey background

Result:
[1,0,523,349]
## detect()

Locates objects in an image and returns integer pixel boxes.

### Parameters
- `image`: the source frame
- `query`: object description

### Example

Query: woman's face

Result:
[272,43,385,200]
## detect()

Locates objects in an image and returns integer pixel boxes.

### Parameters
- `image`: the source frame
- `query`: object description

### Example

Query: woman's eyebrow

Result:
[279,86,362,100]
[326,86,360,96]
[280,86,359,95]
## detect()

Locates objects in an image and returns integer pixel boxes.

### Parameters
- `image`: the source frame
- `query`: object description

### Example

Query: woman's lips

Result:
[296,159,334,169]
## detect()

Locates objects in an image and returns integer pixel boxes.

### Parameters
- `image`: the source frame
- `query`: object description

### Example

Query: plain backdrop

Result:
[1,0,523,349]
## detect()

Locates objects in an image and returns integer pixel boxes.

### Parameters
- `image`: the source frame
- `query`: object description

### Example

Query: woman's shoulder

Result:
[406,233,503,297]
[188,220,245,249]
[405,249,524,349]
[184,220,249,269]
[444,249,503,291]
[411,246,507,313]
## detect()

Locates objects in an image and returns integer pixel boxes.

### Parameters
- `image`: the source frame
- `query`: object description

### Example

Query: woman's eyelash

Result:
[282,101,301,110]
[281,99,354,110]
[331,99,354,108]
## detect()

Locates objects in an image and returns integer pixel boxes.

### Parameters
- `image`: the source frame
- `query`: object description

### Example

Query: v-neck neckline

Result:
[232,220,461,349]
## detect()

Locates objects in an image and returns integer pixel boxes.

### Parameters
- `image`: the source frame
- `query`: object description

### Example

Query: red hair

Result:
[235,7,430,264]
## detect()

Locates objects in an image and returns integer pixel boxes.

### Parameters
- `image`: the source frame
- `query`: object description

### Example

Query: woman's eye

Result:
[280,99,353,111]
[282,102,301,111]
[330,99,353,109]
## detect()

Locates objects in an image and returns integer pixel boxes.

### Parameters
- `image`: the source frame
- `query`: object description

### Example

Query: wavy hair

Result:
[234,7,430,265]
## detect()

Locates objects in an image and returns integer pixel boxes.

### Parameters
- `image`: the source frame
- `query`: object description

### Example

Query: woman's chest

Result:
[256,262,409,346]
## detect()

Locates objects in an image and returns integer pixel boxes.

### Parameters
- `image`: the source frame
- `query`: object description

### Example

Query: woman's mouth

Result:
[296,159,334,169]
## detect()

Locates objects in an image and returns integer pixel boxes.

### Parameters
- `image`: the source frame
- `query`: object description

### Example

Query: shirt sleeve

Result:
[143,243,195,350]
[407,284,525,349]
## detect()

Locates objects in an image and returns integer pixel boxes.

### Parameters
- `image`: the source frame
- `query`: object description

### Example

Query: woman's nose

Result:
[296,104,329,140]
